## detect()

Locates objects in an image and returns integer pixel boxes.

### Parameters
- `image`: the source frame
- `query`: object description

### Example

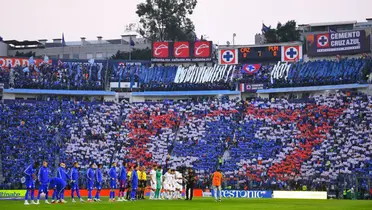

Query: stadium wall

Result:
[0,42,7,57]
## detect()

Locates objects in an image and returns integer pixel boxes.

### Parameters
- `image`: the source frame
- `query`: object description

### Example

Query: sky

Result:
[1,0,371,45]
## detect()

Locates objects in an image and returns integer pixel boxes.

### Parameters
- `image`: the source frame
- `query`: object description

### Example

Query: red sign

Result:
[0,57,50,68]
[219,49,238,65]
[173,42,190,58]
[151,41,213,62]
[152,42,169,58]
[282,46,302,62]
[194,41,211,57]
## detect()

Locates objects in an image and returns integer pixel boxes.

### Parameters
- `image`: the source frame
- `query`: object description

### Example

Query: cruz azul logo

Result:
[152,42,169,58]
[316,34,329,48]
[194,41,211,57]
[173,42,190,58]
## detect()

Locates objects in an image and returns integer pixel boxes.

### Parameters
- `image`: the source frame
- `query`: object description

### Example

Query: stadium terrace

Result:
[0,15,372,209]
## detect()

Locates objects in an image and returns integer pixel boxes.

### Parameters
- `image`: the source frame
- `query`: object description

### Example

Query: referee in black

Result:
[185,168,196,201]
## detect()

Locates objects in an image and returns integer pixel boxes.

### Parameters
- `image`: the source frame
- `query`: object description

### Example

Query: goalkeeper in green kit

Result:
[154,166,162,199]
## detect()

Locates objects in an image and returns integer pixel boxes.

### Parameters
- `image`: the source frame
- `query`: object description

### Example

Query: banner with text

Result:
[0,190,26,200]
[239,83,264,92]
[110,60,150,68]
[307,30,370,57]
[52,59,107,66]
[273,191,327,199]
[213,190,272,198]
[0,57,51,68]
[174,65,235,84]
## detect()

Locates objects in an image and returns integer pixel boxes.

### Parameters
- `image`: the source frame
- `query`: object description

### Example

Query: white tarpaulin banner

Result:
[174,65,235,84]
[273,191,327,199]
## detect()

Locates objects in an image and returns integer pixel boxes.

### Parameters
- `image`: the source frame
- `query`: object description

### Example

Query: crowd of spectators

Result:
[1,57,370,91]
[1,91,371,195]
[1,62,105,90]
[239,58,371,88]
[238,64,272,84]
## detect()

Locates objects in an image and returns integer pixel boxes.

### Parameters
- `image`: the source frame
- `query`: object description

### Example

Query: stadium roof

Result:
[3,89,116,96]
[302,21,357,27]
[257,84,369,93]
[4,40,41,46]
[218,41,302,48]
[132,90,241,96]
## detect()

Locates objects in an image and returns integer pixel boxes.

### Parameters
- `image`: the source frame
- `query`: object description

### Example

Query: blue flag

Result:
[329,27,338,33]
[130,37,135,47]
[43,55,49,63]
[88,58,95,65]
[262,24,270,33]
[62,33,66,47]
[29,56,35,65]
[68,62,73,76]
[118,66,123,88]
[130,67,134,89]
[97,64,102,81]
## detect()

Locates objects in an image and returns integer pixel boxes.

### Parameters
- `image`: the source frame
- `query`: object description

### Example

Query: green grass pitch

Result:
[0,198,371,210]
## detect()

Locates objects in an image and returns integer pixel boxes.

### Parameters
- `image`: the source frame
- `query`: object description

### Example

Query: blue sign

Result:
[307,30,370,57]
[213,190,272,198]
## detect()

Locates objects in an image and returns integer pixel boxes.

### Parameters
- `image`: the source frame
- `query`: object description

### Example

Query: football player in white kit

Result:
[149,165,157,200]
[162,169,172,200]
[169,169,176,199]
[174,169,183,199]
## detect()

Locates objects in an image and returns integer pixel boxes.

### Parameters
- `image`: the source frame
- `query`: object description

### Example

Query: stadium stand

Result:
[7,63,105,90]
[1,91,371,192]
[241,58,372,88]
[1,57,370,91]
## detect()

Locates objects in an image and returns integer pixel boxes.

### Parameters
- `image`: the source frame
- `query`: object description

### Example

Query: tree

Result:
[136,0,198,41]
[264,29,279,43]
[263,20,301,44]
[110,48,152,60]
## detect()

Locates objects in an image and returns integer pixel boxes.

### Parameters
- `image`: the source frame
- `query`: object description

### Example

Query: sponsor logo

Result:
[0,190,26,200]
[194,41,211,57]
[219,49,238,65]
[218,190,272,198]
[174,42,190,57]
[202,192,212,197]
[316,34,329,48]
[282,46,302,62]
[240,83,264,92]
[152,42,169,58]
[0,57,51,68]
